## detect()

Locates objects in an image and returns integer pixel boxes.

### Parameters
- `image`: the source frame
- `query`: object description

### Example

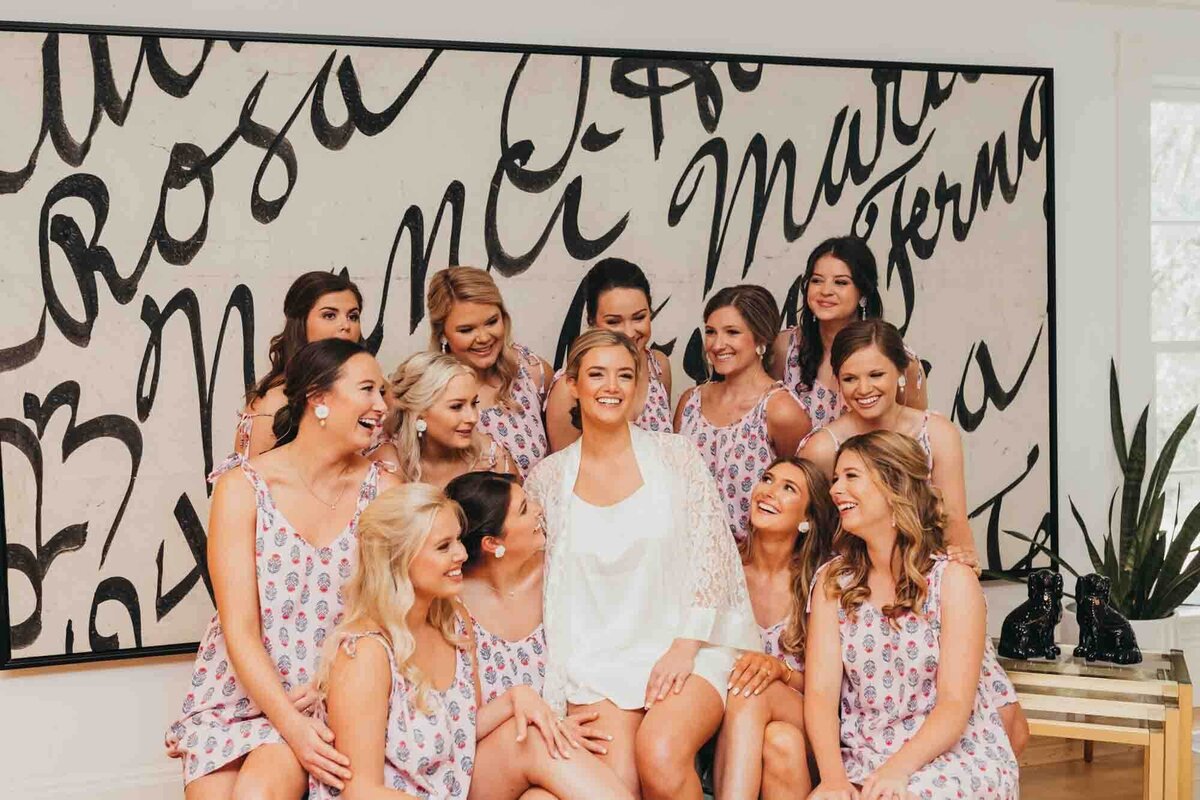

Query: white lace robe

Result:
[525,425,761,714]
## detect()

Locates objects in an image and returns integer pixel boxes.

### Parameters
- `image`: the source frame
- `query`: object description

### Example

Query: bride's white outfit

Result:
[526,426,760,713]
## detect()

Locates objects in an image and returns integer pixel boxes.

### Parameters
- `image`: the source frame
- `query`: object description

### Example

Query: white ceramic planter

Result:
[1058,603,1178,653]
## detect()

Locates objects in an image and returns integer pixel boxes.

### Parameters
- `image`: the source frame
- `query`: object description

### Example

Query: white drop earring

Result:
[755,343,767,357]
[415,418,427,437]
[898,375,907,389]
[314,404,330,427]
[494,544,506,559]
[858,298,868,320]
[798,520,810,534]
[440,338,449,354]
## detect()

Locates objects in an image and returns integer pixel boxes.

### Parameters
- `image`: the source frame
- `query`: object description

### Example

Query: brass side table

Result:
[996,644,1192,800]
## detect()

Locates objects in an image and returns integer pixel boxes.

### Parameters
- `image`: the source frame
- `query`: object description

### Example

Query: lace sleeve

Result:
[663,436,759,652]
[524,457,570,716]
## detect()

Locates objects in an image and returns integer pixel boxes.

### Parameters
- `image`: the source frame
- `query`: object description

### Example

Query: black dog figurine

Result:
[1073,573,1142,665]
[999,569,1063,660]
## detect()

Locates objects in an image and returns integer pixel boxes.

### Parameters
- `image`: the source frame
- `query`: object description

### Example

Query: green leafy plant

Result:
[1004,360,1199,619]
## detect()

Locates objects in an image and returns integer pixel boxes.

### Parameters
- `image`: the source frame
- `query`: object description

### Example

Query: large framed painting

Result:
[0,21,1055,667]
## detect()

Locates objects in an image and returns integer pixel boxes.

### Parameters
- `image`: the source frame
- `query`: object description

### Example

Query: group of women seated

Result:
[165,237,1029,800]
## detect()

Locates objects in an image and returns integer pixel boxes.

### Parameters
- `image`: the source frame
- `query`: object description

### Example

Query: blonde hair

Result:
[316,484,465,712]
[563,329,642,430]
[386,351,479,482]
[824,430,947,627]
[426,266,520,411]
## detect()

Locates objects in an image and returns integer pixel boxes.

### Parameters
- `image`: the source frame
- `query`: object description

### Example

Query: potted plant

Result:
[1004,360,1200,650]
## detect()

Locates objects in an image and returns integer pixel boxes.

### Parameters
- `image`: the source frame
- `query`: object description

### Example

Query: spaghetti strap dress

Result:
[476,343,549,479]
[166,460,381,784]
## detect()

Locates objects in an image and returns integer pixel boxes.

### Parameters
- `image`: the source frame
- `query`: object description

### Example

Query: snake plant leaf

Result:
[1132,528,1166,618]
[1118,407,1149,568]
[1071,497,1104,573]
[1147,551,1200,620]
[1104,489,1118,576]
[1001,529,1081,577]
[1125,490,1167,575]
[1137,406,1196,527]
[1150,498,1200,612]
[1110,359,1128,472]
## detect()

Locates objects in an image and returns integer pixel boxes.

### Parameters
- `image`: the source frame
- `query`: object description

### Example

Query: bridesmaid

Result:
[166,339,401,799]
[798,319,1030,755]
[714,457,838,800]
[311,484,633,800]
[770,236,926,428]
[446,470,612,753]
[374,351,518,487]
[806,431,1019,799]
[675,285,811,540]
[427,266,553,479]
[544,258,673,451]
[215,271,364,475]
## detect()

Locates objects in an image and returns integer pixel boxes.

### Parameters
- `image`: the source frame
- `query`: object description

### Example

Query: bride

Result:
[526,328,759,800]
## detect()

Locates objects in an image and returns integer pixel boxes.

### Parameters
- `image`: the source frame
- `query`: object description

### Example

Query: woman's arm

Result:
[208,472,349,784]
[865,563,984,788]
[653,348,673,401]
[901,358,928,411]
[324,638,419,800]
[766,389,812,459]
[244,386,286,458]
[927,416,974,555]
[804,583,852,790]
[544,377,582,454]
[796,426,837,478]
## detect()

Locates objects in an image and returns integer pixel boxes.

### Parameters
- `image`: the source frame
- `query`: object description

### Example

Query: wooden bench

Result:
[997,644,1193,799]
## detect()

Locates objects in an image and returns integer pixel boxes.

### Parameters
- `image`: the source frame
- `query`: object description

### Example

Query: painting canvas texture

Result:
[0,27,1054,665]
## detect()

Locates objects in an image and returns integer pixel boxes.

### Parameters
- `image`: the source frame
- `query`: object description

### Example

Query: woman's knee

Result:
[762,722,807,776]
[722,690,771,728]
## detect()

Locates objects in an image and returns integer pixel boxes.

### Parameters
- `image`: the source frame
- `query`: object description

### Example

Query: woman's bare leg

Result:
[760,721,811,800]
[714,682,803,800]
[183,758,241,800]
[569,701,644,797]
[470,717,634,800]
[635,678,725,800]
[231,743,308,800]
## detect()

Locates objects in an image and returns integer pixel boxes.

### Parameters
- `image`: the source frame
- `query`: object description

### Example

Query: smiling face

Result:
[494,483,546,558]
[569,345,638,428]
[408,506,468,600]
[422,372,482,451]
[830,450,892,540]
[805,254,862,323]
[749,462,812,536]
[593,287,652,352]
[442,301,506,372]
[704,305,762,376]
[837,344,902,420]
[305,290,362,343]
[311,352,388,450]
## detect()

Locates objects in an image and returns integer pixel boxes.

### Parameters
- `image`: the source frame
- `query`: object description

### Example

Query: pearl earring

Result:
[314,404,330,427]
[755,344,767,357]
[415,418,427,437]
[858,298,868,320]
[898,375,907,389]
[440,338,449,354]
[798,520,810,534]
[494,544,506,559]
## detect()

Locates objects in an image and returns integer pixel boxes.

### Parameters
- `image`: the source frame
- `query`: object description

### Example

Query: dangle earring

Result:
[755,343,767,357]
[415,418,427,438]
[898,374,907,399]
[314,404,330,428]
[440,337,449,354]
[858,298,868,320]
[798,520,811,534]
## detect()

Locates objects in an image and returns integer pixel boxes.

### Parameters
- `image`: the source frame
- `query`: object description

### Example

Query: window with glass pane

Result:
[1150,93,1200,531]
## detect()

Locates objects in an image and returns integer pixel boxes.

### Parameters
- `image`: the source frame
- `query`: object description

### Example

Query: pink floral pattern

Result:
[477,343,548,479]
[471,616,547,705]
[760,619,803,674]
[677,384,787,540]
[166,461,381,784]
[309,629,477,800]
[834,557,1019,798]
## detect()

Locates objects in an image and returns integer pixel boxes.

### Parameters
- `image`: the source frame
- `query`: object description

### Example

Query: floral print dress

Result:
[167,461,381,783]
[468,612,548,705]
[477,343,549,479]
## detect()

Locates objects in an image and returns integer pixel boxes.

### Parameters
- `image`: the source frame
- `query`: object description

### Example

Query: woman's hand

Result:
[728,651,786,697]
[280,713,352,790]
[644,640,699,708]
[560,709,614,755]
[861,765,916,800]
[287,683,322,715]
[508,685,574,759]
[945,545,980,576]
[808,777,860,799]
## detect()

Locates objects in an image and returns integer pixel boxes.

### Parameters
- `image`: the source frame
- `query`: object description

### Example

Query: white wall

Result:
[0,0,1193,796]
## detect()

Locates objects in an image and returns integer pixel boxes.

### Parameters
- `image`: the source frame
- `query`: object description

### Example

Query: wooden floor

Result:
[1019,734,1199,799]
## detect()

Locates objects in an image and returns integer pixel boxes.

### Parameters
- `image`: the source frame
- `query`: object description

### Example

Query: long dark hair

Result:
[445,471,520,567]
[795,237,882,389]
[739,456,838,662]
[248,271,363,403]
[271,338,370,446]
[583,257,653,324]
